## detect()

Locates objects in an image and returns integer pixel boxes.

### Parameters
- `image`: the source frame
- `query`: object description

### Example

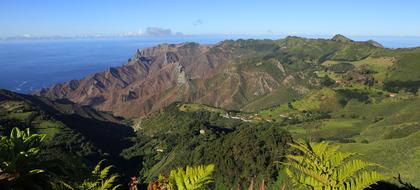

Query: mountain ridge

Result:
[35,35,404,118]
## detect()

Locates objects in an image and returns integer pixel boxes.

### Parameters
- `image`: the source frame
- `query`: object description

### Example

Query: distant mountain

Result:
[331,34,354,43]
[36,35,404,118]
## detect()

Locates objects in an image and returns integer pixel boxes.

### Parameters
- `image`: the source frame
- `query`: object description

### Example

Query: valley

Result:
[2,35,420,189]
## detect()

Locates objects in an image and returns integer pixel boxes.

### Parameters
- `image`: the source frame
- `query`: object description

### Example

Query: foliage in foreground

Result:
[149,164,215,190]
[78,160,121,190]
[0,127,122,190]
[284,140,386,190]
[0,127,47,189]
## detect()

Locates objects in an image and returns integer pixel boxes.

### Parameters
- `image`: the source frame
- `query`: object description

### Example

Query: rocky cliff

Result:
[36,36,381,118]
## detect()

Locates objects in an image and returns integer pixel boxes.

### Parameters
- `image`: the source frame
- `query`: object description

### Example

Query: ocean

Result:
[0,37,223,93]
[0,36,419,93]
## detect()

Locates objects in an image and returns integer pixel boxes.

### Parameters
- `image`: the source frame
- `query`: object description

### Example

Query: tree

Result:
[283,140,386,190]
[0,127,46,188]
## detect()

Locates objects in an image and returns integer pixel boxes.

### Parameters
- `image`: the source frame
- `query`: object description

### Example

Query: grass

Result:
[0,101,35,121]
[0,100,63,139]
[178,103,226,113]
[291,88,339,111]
[351,57,394,68]
[321,56,395,84]
[280,90,420,186]
[341,131,420,187]
[313,119,363,138]
[241,88,297,112]
[5,111,34,121]
[388,53,420,81]
[36,120,63,140]
[285,118,365,141]
[351,57,395,83]
[314,70,342,81]
[0,101,27,111]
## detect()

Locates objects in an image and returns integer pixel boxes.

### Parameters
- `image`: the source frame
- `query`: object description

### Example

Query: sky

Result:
[1,0,420,38]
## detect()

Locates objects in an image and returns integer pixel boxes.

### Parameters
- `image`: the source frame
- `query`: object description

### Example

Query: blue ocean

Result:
[0,37,223,93]
[0,36,419,93]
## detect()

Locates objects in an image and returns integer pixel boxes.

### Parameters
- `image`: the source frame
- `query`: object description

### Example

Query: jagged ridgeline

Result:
[36,35,420,118]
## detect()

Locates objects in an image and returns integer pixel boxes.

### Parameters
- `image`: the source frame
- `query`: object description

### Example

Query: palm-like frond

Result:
[0,127,45,179]
[168,164,215,190]
[79,160,121,190]
[284,140,387,190]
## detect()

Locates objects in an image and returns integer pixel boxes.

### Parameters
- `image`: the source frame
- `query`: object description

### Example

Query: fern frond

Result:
[100,165,113,179]
[93,160,106,175]
[284,140,387,190]
[80,160,121,190]
[101,174,119,189]
[336,159,380,182]
[347,171,385,190]
[185,164,214,190]
[169,164,215,190]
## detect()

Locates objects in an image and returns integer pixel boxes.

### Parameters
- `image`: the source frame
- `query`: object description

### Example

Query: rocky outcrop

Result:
[37,42,235,117]
[38,37,380,118]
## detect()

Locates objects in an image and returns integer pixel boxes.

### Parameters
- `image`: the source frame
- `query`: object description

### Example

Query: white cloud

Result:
[144,27,173,36]
[193,19,204,27]
[122,27,183,37]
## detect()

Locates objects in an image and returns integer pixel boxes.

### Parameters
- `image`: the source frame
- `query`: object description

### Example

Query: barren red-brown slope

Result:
[37,38,338,118]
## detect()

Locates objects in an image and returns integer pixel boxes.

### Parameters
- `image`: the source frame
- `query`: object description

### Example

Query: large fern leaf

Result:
[169,164,215,190]
[79,160,121,190]
[284,140,387,190]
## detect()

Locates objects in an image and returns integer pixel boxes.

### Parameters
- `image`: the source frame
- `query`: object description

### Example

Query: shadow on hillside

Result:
[19,94,141,176]
[368,181,420,190]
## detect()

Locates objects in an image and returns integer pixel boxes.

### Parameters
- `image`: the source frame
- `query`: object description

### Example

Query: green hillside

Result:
[0,89,138,185]
[255,88,420,186]
[2,35,420,189]
[129,36,420,188]
[123,102,292,189]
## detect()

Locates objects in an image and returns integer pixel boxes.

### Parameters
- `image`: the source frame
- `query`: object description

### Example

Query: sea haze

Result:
[0,36,419,93]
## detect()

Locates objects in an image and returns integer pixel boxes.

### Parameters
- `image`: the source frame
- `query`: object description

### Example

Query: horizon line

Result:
[3,33,420,41]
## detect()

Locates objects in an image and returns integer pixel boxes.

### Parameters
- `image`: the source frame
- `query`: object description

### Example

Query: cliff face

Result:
[37,42,228,117]
[33,43,210,115]
[38,37,378,118]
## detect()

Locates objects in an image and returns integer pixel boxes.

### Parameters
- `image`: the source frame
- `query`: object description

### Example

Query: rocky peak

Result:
[165,52,179,64]
[331,34,353,43]
[35,38,322,118]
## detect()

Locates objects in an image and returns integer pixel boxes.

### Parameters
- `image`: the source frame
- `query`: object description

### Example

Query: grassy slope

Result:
[231,44,420,186]
[276,91,420,186]
[134,91,420,187]
[388,53,420,81]
[132,39,420,187]
[341,131,420,186]
[209,36,382,112]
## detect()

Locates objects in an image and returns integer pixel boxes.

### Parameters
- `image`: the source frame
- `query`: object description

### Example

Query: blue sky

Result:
[1,0,420,38]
